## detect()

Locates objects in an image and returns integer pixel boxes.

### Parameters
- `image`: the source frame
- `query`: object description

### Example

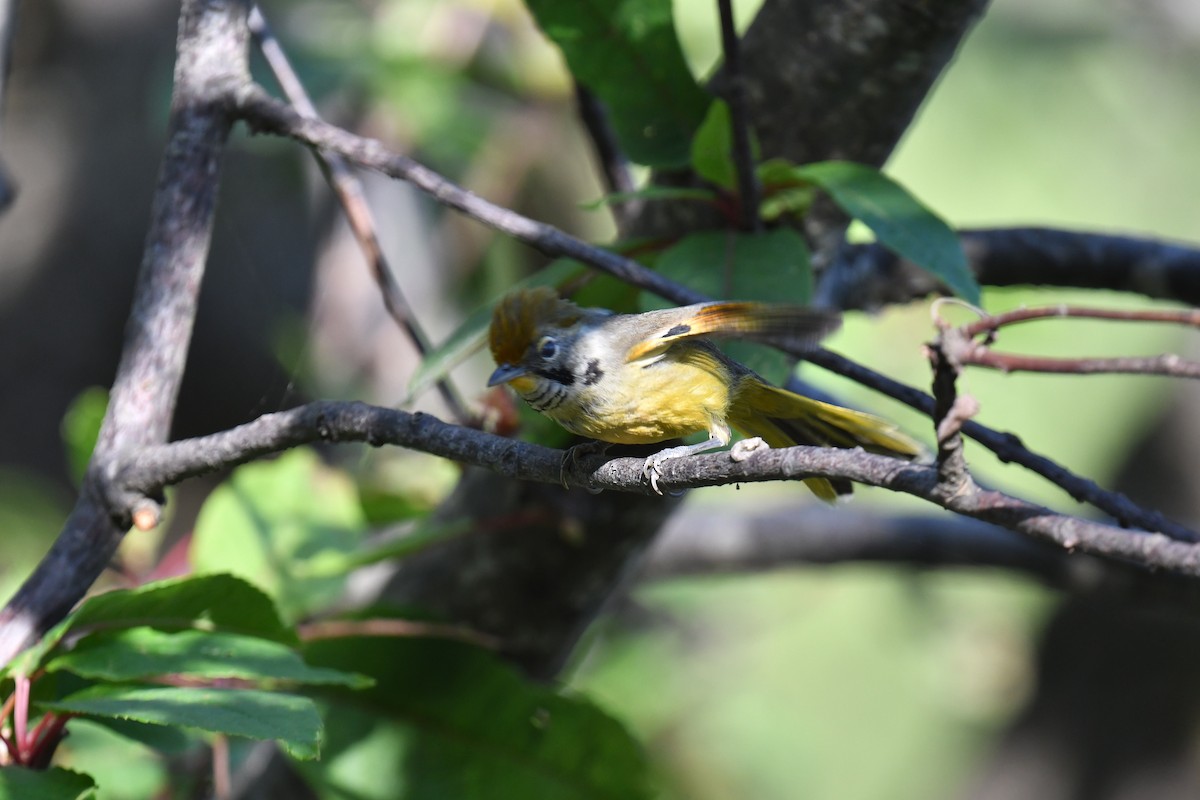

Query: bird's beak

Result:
[487,363,529,387]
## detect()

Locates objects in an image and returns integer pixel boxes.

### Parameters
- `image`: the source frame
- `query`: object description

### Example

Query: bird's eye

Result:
[536,336,558,359]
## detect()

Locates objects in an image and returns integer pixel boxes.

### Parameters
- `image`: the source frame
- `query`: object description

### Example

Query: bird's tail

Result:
[728,377,924,501]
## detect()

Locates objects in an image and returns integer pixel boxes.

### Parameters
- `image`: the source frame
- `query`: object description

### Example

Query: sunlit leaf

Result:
[43,685,323,760]
[190,449,365,621]
[524,0,710,167]
[4,574,292,680]
[60,388,108,486]
[0,767,96,800]
[787,160,980,304]
[46,629,371,689]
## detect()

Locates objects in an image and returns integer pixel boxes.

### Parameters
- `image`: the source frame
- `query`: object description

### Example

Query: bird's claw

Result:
[560,440,611,490]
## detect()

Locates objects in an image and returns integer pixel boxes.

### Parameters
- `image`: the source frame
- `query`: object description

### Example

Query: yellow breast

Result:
[554,344,732,444]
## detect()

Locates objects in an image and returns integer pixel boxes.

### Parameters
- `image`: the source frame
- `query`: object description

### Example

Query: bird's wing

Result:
[624,302,841,363]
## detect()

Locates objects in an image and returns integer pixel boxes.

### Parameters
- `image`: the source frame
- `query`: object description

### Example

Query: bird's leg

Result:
[643,421,731,495]
[560,440,612,489]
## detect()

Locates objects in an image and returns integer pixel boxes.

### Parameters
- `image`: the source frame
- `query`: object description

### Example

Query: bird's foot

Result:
[560,440,611,490]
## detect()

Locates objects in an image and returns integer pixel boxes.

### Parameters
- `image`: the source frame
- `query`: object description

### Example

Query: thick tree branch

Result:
[641,506,1089,587]
[819,227,1200,310]
[100,399,1200,577]
[0,0,249,668]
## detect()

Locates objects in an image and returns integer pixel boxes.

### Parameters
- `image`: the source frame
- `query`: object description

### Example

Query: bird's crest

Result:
[489,287,582,365]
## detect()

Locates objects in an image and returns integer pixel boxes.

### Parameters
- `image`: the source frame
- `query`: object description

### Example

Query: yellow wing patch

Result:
[625,302,841,362]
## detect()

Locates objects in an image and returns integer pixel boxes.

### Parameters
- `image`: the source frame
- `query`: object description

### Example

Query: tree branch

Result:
[819,227,1200,310]
[97,398,1200,577]
[716,0,761,233]
[641,506,1088,587]
[247,6,473,426]
[0,0,249,668]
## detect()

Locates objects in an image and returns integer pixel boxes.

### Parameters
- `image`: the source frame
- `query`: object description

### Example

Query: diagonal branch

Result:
[0,0,250,668]
[247,5,473,426]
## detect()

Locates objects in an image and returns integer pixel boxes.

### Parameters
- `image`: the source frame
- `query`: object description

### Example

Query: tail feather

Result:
[728,378,923,500]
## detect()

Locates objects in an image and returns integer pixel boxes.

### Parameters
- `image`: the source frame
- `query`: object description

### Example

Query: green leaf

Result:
[524,0,710,167]
[43,685,323,760]
[190,449,366,621]
[689,100,759,191]
[579,186,717,211]
[643,228,813,383]
[690,100,735,189]
[45,629,371,689]
[60,388,108,486]
[300,637,653,799]
[791,160,980,304]
[406,259,589,403]
[5,574,292,680]
[0,767,96,800]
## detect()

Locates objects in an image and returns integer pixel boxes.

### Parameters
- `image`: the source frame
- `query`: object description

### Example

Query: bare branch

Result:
[0,0,250,668]
[98,398,1200,576]
[247,6,473,426]
[716,0,761,233]
[820,227,1200,310]
[641,506,1089,587]
[806,347,1199,543]
[929,303,1200,379]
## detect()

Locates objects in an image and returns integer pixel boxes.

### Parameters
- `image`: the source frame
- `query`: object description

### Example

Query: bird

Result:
[486,287,922,498]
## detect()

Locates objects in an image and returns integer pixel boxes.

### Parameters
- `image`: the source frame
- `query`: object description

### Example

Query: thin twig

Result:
[958,305,1200,339]
[958,350,1200,379]
[298,618,500,649]
[0,0,18,211]
[716,0,760,232]
[806,347,1199,543]
[233,89,1195,541]
[936,304,1200,378]
[248,5,473,425]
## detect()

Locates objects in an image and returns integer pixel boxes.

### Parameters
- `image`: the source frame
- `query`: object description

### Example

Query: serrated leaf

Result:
[300,637,653,800]
[190,449,365,621]
[45,629,371,689]
[5,574,293,680]
[0,767,96,800]
[792,160,980,304]
[524,0,710,167]
[406,259,588,403]
[43,685,323,760]
[642,229,813,383]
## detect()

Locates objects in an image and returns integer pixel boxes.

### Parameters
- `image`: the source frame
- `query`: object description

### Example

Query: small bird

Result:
[487,287,921,498]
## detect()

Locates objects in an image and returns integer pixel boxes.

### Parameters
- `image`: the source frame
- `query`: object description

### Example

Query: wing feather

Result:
[625,302,841,363]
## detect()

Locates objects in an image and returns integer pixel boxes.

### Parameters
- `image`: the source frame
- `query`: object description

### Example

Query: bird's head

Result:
[487,288,586,394]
